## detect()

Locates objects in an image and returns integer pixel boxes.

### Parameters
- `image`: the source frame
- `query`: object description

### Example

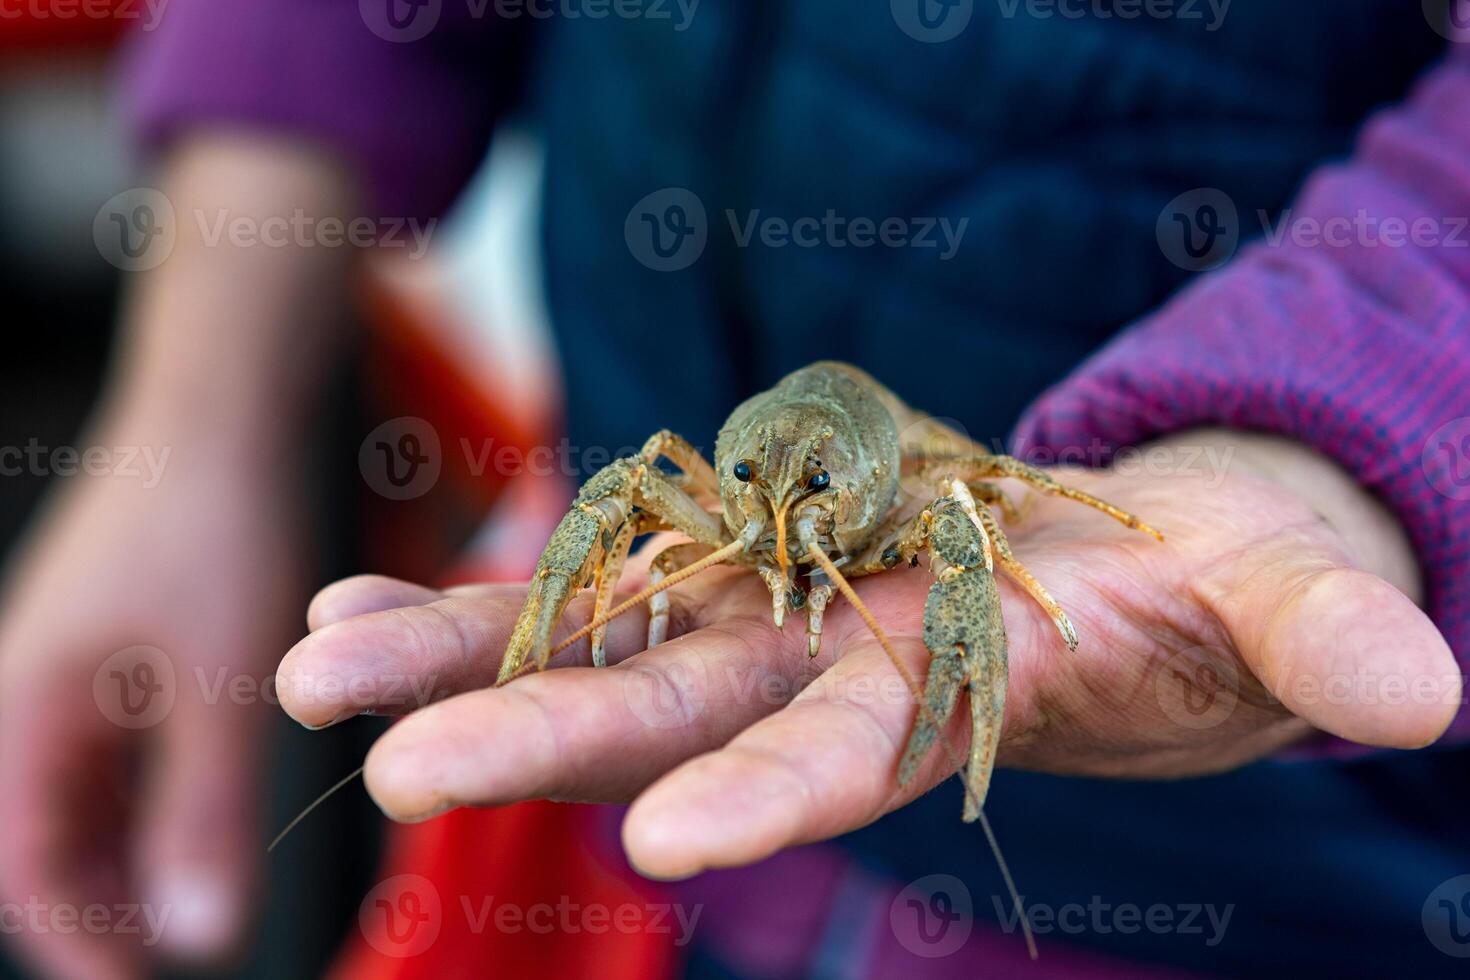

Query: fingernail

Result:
[302,709,358,731]
[403,801,457,824]
[151,871,240,957]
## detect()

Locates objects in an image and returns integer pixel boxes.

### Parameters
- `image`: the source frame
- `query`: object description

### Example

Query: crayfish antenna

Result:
[268,765,365,853]
[805,543,1037,961]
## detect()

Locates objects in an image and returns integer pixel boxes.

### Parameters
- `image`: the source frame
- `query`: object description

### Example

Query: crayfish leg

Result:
[590,516,643,668]
[972,498,1078,652]
[966,454,1163,541]
[646,542,718,648]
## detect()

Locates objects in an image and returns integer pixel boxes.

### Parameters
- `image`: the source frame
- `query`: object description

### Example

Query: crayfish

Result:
[498,362,1161,820]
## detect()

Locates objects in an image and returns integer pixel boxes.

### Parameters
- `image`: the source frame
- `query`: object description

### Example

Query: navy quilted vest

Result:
[533,4,1459,973]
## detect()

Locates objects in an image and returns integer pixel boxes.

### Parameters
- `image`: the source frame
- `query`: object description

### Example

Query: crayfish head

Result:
[722,402,862,575]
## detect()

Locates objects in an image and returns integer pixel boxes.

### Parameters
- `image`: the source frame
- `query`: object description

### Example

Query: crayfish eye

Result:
[732,460,755,483]
[806,469,830,492]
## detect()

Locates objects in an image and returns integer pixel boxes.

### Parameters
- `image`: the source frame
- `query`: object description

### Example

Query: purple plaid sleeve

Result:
[117,0,525,219]
[1013,40,1470,743]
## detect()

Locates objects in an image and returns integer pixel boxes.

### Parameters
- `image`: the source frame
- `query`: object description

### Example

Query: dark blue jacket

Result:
[533,3,1463,975]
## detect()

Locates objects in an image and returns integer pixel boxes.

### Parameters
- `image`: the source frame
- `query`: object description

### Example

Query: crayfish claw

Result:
[498,506,605,684]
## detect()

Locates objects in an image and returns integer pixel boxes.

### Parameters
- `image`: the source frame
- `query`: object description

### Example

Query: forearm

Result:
[102,132,361,457]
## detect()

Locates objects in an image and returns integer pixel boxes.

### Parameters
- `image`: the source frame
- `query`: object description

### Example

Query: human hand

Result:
[0,415,308,980]
[278,431,1459,880]
[0,132,358,979]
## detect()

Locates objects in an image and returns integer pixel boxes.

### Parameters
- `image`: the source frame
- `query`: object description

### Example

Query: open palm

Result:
[277,433,1457,879]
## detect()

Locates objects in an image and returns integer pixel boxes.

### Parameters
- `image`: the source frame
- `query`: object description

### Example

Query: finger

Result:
[361,600,834,821]
[306,575,446,630]
[1203,559,1461,748]
[134,696,267,964]
[620,631,983,880]
[0,671,147,980]
[278,583,673,728]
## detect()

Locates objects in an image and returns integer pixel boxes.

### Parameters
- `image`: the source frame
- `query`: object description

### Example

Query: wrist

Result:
[1144,429,1423,603]
[96,132,363,466]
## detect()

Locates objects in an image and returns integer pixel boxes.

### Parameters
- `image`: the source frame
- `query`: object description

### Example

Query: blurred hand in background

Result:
[0,135,357,980]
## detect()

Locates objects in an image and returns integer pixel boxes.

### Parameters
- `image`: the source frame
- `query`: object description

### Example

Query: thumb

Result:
[134,699,264,963]
[1209,559,1462,749]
